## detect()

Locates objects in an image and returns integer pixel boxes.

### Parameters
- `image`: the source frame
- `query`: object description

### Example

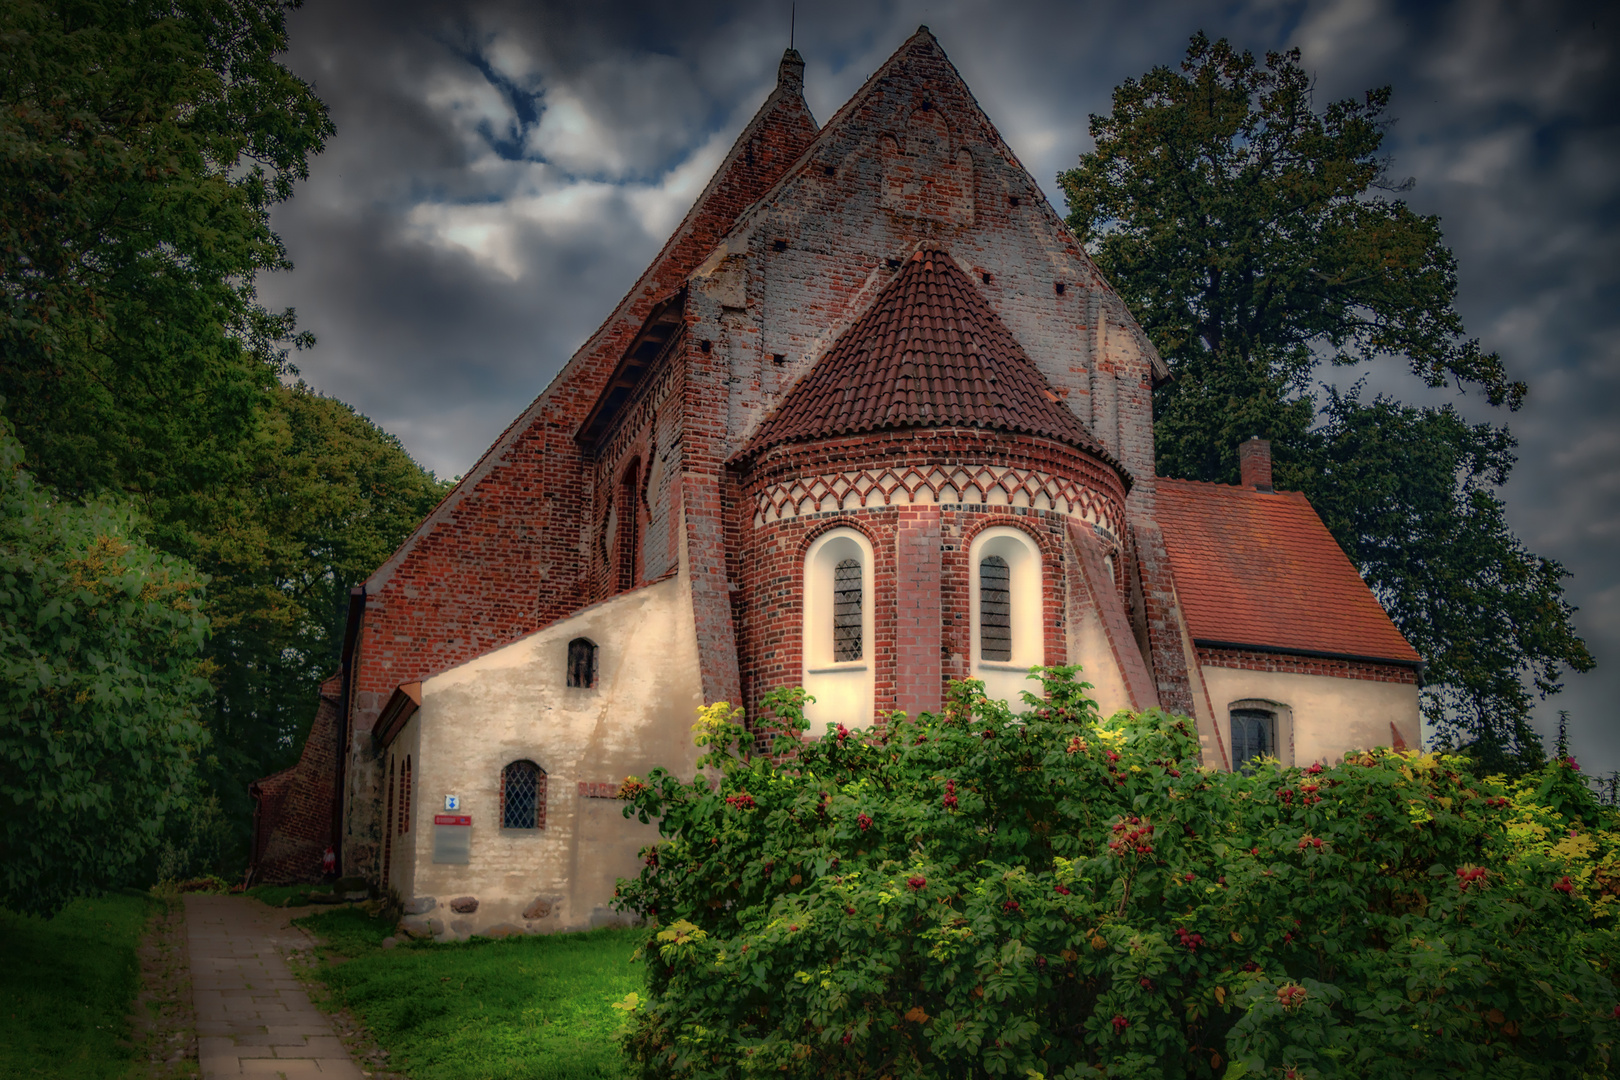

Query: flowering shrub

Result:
[614,669,1619,1078]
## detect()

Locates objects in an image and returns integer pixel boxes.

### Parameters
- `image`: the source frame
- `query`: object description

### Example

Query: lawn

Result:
[295,907,646,1080]
[0,890,156,1079]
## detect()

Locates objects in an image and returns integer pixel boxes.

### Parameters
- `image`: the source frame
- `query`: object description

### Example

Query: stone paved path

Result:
[185,895,364,1078]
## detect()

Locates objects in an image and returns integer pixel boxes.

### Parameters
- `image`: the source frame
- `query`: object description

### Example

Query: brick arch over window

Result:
[500,760,546,830]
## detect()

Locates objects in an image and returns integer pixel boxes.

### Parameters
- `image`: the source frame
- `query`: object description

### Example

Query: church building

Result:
[248,29,1422,938]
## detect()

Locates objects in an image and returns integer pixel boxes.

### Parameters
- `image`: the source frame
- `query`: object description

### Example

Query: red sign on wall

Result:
[433,814,472,826]
[578,781,621,799]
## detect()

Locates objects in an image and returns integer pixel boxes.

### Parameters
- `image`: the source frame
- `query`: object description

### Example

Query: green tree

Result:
[614,677,1620,1078]
[190,384,449,864]
[1058,33,1592,756]
[0,0,332,517]
[0,416,210,916]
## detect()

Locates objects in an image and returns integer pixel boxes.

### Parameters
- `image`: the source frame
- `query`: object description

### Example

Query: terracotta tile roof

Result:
[1157,479,1421,664]
[739,248,1109,461]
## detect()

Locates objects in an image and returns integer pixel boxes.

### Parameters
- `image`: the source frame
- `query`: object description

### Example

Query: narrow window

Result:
[501,760,546,830]
[1231,710,1275,771]
[382,757,395,881]
[979,555,1012,661]
[833,558,862,662]
[567,638,598,688]
[616,462,640,593]
[398,756,412,835]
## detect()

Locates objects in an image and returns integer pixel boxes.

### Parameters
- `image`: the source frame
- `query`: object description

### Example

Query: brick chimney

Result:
[1239,436,1273,492]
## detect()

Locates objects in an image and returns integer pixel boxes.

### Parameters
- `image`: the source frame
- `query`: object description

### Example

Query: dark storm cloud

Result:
[257,0,1618,767]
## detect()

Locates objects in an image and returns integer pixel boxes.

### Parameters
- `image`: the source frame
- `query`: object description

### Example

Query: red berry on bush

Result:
[1111,1015,1129,1032]
[1003,899,1021,913]
[836,723,849,743]
[857,813,873,831]
[1554,876,1575,894]
[907,875,926,891]
[1139,977,1154,989]
[1054,884,1071,895]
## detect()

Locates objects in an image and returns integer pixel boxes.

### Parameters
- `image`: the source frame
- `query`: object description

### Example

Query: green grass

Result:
[0,891,156,1079]
[295,908,646,1080]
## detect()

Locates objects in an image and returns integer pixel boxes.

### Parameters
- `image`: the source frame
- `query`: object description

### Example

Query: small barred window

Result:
[501,760,546,830]
[1231,710,1275,771]
[832,558,862,662]
[567,637,598,689]
[979,555,1012,661]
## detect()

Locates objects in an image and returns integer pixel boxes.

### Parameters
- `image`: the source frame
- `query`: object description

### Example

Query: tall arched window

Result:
[615,461,641,593]
[978,555,1012,661]
[969,526,1044,709]
[803,528,875,729]
[567,638,598,688]
[501,760,546,830]
[833,559,862,662]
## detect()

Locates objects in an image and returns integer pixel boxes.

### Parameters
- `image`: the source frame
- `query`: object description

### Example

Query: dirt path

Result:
[184,895,363,1079]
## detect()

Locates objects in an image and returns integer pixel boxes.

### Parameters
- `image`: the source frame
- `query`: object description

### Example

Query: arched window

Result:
[1231,709,1276,772]
[803,528,875,728]
[567,638,598,689]
[501,760,546,830]
[833,559,862,662]
[615,461,641,593]
[969,526,1044,709]
[978,555,1012,661]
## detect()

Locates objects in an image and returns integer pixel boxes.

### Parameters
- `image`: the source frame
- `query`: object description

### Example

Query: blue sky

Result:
[258,0,1618,770]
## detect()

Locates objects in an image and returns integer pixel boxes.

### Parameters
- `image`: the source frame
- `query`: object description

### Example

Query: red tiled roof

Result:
[1156,479,1421,664]
[739,248,1109,461]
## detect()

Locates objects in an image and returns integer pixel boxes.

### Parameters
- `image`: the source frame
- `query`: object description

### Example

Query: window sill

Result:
[975,662,1035,673]
[805,663,869,675]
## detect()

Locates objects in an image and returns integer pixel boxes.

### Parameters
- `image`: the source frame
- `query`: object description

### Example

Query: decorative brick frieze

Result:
[1197,646,1419,685]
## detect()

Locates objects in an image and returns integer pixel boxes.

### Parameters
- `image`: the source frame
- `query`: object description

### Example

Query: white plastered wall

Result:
[1199,665,1420,768]
[401,572,704,938]
[1066,605,1134,718]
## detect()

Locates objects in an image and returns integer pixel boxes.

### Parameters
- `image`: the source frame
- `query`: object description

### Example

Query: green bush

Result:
[613,669,1619,1078]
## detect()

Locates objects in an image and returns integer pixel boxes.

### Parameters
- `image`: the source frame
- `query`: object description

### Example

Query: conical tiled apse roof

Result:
[740,249,1108,462]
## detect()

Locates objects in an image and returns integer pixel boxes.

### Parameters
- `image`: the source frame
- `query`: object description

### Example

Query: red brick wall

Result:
[1197,646,1419,685]
[249,674,343,884]
[329,73,818,878]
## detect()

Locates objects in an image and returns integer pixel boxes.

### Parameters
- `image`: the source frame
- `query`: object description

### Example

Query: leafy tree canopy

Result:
[0,0,332,517]
[0,415,210,916]
[1058,34,1591,758]
[614,675,1620,1078]
[190,383,449,863]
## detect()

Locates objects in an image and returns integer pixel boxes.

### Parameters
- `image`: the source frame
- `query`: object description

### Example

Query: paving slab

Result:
[184,895,365,1079]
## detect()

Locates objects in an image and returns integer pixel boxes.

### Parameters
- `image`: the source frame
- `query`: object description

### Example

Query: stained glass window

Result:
[833,558,862,662]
